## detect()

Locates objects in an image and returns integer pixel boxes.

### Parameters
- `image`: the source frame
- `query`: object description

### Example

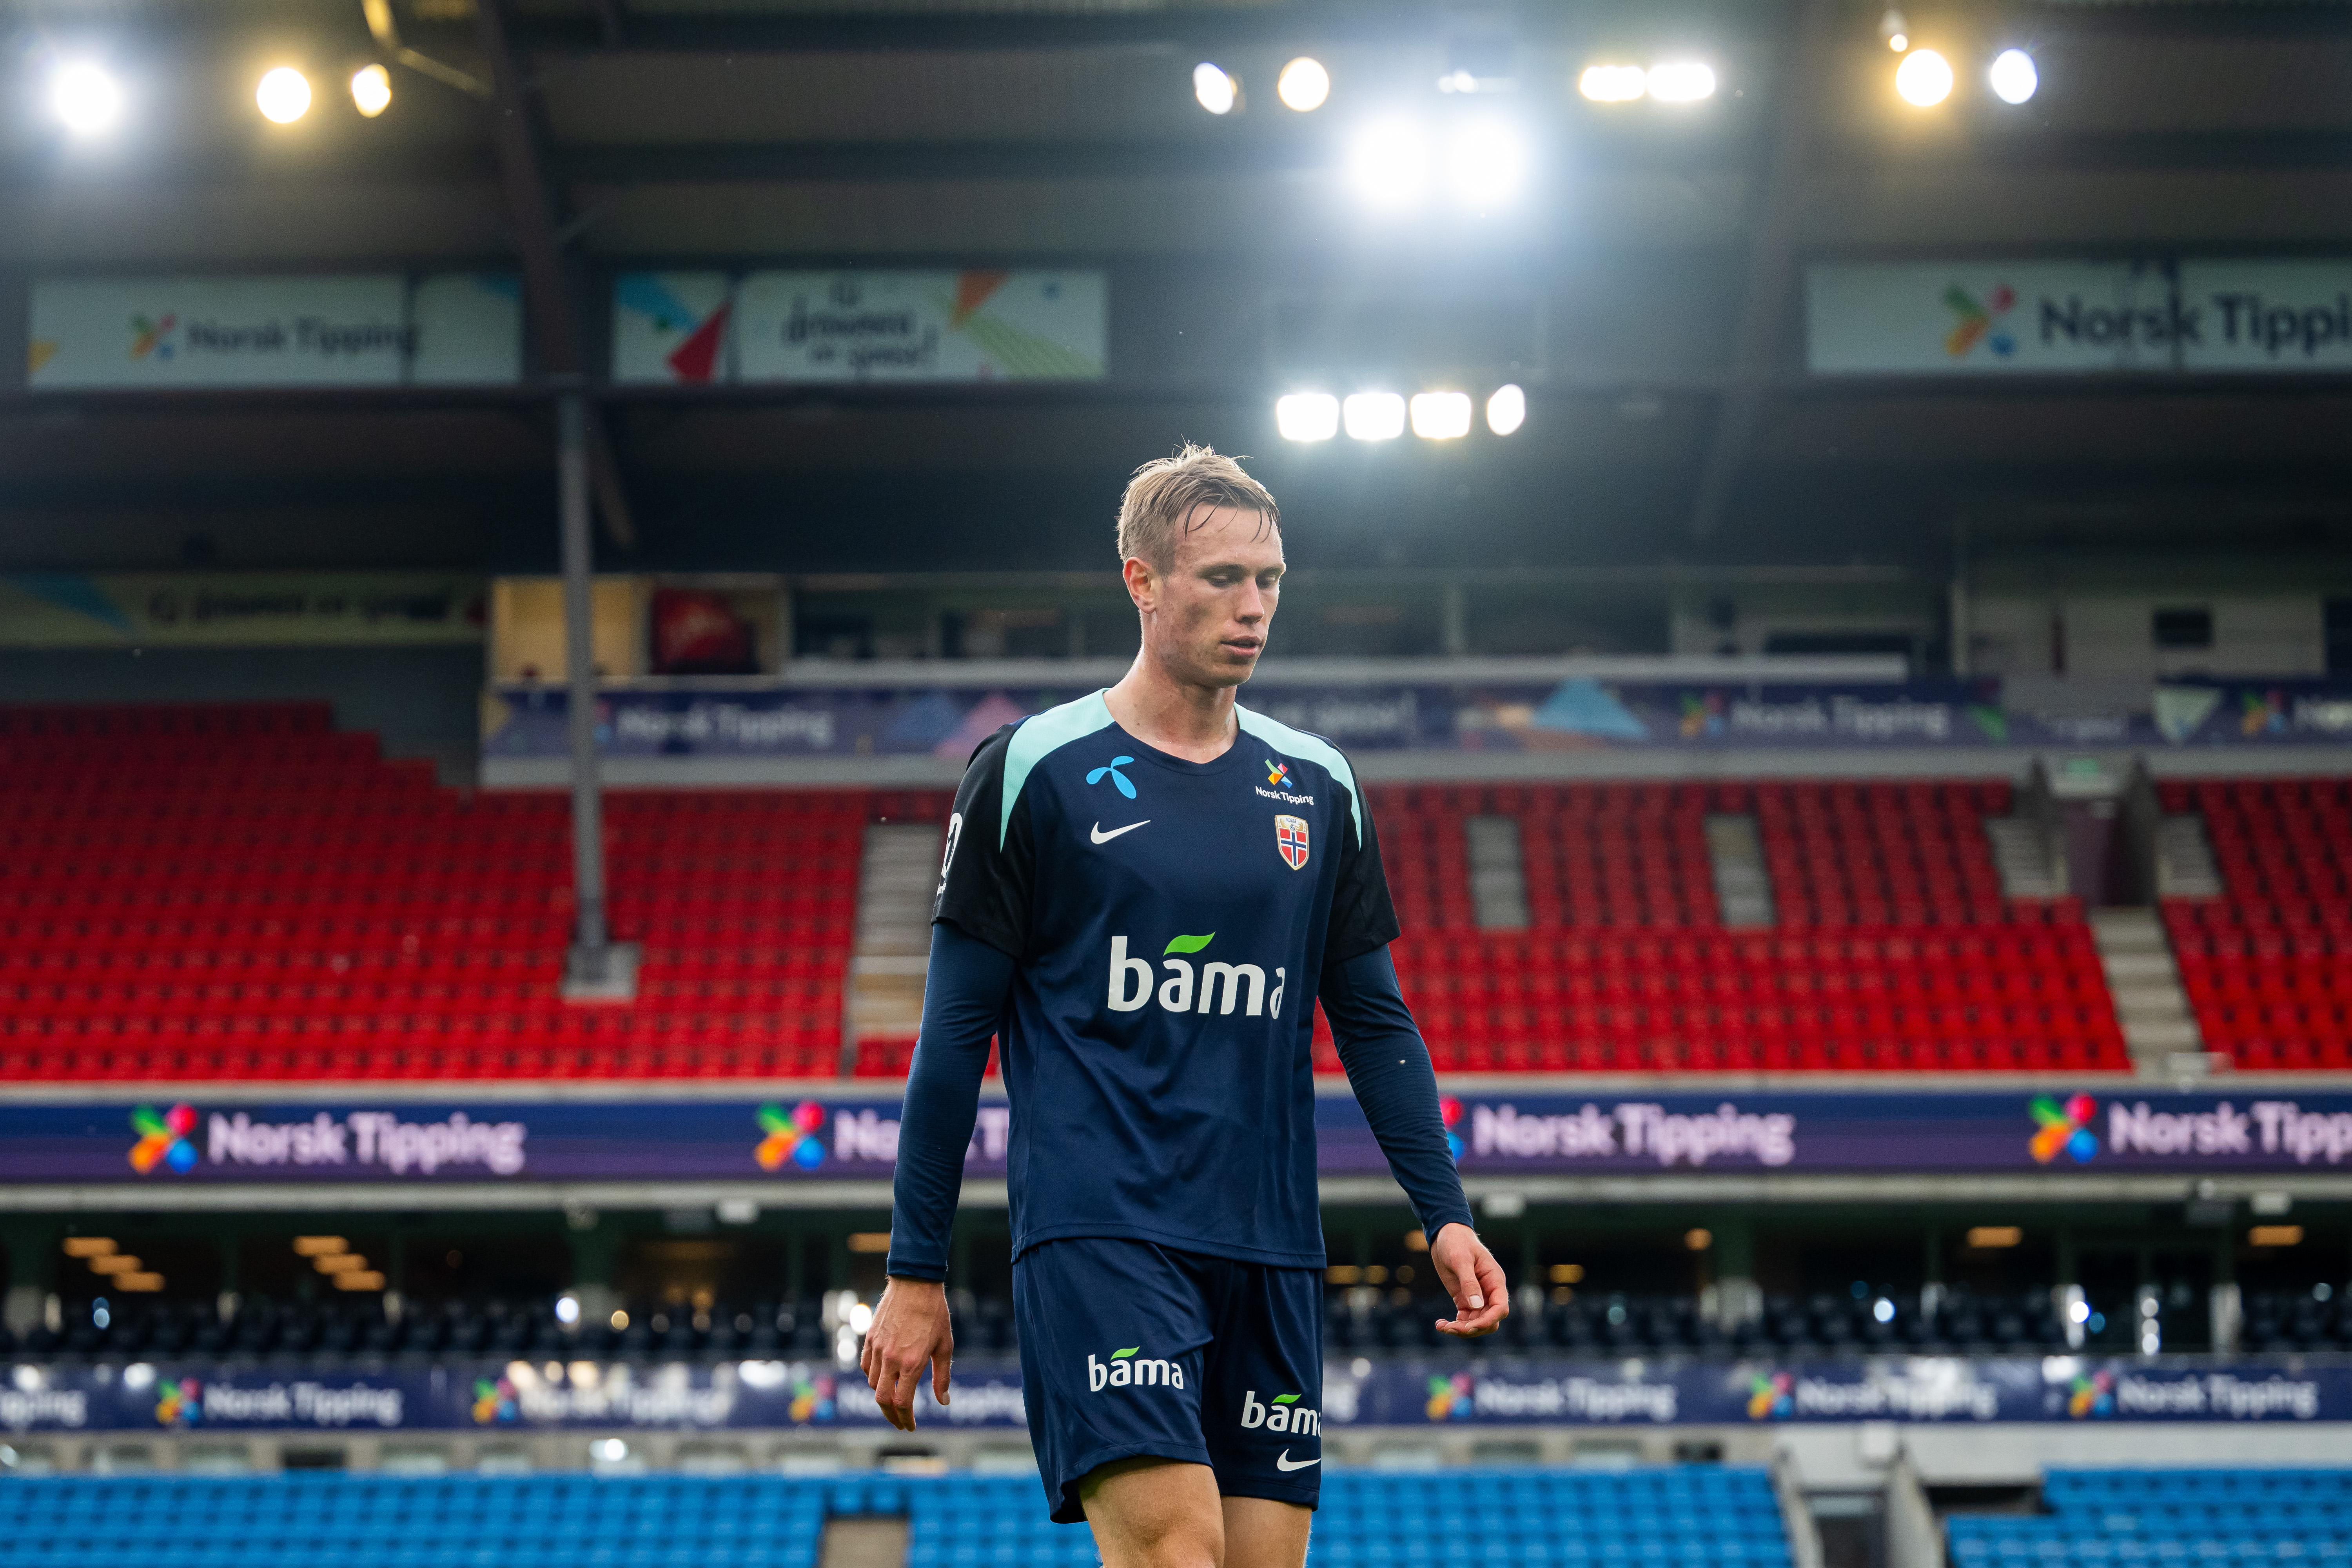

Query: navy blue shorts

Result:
[1013,1236,1325,1524]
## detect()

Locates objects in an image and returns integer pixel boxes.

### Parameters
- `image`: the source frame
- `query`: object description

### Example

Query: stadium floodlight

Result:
[1880,6,1909,51]
[1988,48,2038,105]
[350,63,392,117]
[1894,47,1953,106]
[1578,64,1647,103]
[256,65,312,123]
[1446,121,1526,207]
[1410,391,1473,440]
[1274,393,1339,441]
[1343,392,1406,441]
[1486,383,1527,436]
[1645,62,1717,103]
[1277,56,1330,112]
[49,61,125,136]
[1347,119,1430,207]
[1192,62,1238,115]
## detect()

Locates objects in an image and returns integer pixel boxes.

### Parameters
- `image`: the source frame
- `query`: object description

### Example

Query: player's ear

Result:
[1122,555,1157,611]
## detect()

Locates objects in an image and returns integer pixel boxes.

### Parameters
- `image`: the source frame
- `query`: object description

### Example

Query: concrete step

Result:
[1703,814,1775,929]
[2124,1018,2203,1053]
[1466,815,1529,931]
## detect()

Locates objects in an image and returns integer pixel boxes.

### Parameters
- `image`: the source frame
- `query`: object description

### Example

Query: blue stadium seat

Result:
[1948,1468,2352,1568]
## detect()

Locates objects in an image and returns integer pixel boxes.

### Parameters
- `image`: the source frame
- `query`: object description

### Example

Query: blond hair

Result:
[1115,443,1279,569]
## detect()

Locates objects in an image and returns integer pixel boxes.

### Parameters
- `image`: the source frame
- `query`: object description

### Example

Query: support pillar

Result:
[559,392,608,985]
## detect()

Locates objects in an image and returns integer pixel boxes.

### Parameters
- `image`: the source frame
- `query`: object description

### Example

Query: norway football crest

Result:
[1274,815,1310,870]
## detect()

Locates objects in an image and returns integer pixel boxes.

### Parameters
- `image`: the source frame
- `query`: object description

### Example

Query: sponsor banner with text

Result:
[24,1091,2352,1188]
[1808,258,2352,376]
[482,678,2352,760]
[0,572,486,647]
[4,1356,2350,1433]
[27,274,521,389]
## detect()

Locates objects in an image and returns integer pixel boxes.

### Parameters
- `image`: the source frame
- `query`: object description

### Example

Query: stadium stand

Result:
[0,1465,1799,1568]
[0,704,955,1082]
[1947,1468,2352,1568]
[0,705,2132,1080]
[1324,781,2118,1074]
[2158,778,2352,1069]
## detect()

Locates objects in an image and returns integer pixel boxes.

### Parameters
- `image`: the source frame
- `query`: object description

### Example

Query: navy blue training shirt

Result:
[922,691,1401,1270]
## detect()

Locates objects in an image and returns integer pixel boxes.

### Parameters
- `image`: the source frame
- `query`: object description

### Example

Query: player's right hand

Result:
[862,1275,955,1432]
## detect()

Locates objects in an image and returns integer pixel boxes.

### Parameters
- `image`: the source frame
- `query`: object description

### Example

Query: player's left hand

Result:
[1429,1222,1509,1338]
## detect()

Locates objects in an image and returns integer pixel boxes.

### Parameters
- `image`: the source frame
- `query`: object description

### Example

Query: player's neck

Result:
[1103,653,1240,764]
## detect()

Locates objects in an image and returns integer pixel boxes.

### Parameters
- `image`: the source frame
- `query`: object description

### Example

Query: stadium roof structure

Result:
[2,0,2351,576]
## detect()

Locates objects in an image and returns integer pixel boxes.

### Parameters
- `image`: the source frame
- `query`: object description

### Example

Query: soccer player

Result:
[865,445,1507,1568]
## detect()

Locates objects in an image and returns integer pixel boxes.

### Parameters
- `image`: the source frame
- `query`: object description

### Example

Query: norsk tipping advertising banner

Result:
[1806,257,2352,376]
[480,676,2352,763]
[2,1354,2349,1435]
[26,274,522,389]
[21,1089,2352,1188]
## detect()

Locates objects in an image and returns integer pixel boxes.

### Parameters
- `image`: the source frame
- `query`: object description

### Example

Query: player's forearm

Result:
[884,920,1017,1281]
[1320,945,1477,1242]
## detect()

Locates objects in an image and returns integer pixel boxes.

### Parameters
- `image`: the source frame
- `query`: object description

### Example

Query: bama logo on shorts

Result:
[1088,1347,1186,1391]
[1239,1389,1320,1436]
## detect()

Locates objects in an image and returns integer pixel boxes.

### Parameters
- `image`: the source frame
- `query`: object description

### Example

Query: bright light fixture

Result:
[351,63,392,117]
[1895,48,1953,107]
[256,66,312,123]
[1274,393,1339,442]
[1880,7,1909,51]
[1410,392,1472,440]
[1486,384,1526,436]
[1646,61,1717,103]
[1276,56,1330,112]
[1447,121,1525,207]
[1988,48,2038,105]
[1347,120,1429,208]
[49,62,125,136]
[1578,64,1647,103]
[1343,392,1405,441]
[1192,62,1237,115]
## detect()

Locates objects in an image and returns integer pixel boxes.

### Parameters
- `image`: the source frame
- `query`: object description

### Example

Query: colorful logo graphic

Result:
[1274,814,1310,871]
[2241,688,2288,737]
[1439,1096,1465,1161]
[129,312,178,361]
[789,1374,837,1424]
[1678,691,1726,739]
[614,275,730,383]
[1087,755,1137,799]
[1265,759,1290,788]
[154,1378,202,1428]
[1944,283,2018,358]
[1425,1372,1474,1421]
[2067,1369,2115,1419]
[2029,1094,2099,1165]
[471,1376,519,1425]
[129,1103,199,1174]
[1747,1372,1794,1421]
[756,1101,828,1171]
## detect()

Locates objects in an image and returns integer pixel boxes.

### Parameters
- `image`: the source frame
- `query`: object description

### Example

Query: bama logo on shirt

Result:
[1088,1347,1185,1391]
[1240,1389,1321,1436]
[1106,934,1287,1018]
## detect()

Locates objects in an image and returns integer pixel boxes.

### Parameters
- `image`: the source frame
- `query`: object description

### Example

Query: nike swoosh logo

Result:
[1275,1451,1320,1472]
[1089,820,1150,844]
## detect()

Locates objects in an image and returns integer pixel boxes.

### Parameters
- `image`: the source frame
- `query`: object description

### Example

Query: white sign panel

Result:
[26,275,521,390]
[734,270,1107,382]
[409,274,524,385]
[1807,260,2180,375]
[2177,259,2352,371]
[611,272,733,384]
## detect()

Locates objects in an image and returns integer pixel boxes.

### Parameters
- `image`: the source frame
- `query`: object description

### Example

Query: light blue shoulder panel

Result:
[1236,704,1364,845]
[999,690,1117,846]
